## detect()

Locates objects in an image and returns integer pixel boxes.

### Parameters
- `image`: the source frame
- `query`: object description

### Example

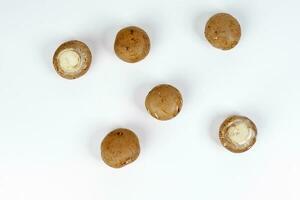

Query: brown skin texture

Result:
[205,13,241,50]
[53,40,92,79]
[114,26,150,63]
[145,84,183,121]
[219,115,257,153]
[101,128,140,168]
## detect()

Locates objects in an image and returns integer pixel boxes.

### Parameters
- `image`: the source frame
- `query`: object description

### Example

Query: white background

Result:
[0,0,300,199]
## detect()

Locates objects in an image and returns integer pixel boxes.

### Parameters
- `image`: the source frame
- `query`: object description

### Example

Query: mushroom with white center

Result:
[53,40,92,79]
[219,115,257,153]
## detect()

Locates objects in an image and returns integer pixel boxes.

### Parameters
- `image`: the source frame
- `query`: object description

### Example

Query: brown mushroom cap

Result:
[205,13,241,50]
[53,40,92,79]
[219,115,257,153]
[114,26,150,63]
[145,84,183,121]
[101,128,140,168]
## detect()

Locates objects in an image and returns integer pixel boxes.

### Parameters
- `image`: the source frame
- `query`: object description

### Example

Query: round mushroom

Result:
[53,40,92,79]
[219,115,257,153]
[145,84,183,121]
[101,128,140,168]
[114,26,150,63]
[205,13,241,50]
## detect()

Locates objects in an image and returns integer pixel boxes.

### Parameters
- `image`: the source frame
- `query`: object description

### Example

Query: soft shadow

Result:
[88,125,115,160]
[132,78,192,120]
[194,9,249,44]
[193,10,216,43]
[88,121,150,160]
[100,18,159,55]
[208,112,238,144]
[132,81,156,113]
[40,35,102,76]
[99,25,119,56]
[40,38,63,74]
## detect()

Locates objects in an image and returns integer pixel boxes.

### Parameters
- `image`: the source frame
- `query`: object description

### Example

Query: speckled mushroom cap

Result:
[53,40,92,79]
[101,128,140,168]
[114,26,150,63]
[205,13,241,50]
[219,115,257,153]
[145,84,183,121]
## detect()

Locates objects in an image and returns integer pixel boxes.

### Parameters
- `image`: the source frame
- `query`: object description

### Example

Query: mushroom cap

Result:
[114,26,150,63]
[219,115,257,153]
[145,84,183,121]
[101,128,140,168]
[205,13,241,50]
[53,40,92,79]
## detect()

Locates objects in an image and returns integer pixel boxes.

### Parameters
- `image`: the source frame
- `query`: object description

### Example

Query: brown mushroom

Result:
[114,26,150,63]
[101,128,140,168]
[145,84,183,121]
[205,13,241,50]
[53,40,92,79]
[219,115,257,153]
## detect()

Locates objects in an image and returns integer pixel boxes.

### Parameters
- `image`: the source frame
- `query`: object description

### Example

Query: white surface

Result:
[0,0,300,199]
